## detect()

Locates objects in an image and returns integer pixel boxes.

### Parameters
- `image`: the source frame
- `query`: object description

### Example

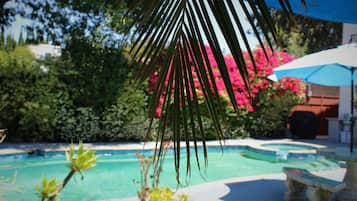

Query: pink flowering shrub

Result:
[150,47,304,115]
[148,46,305,138]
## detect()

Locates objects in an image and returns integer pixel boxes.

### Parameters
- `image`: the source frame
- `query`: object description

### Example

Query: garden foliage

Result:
[0,45,59,141]
[101,79,152,141]
[59,37,130,113]
[149,47,305,139]
[0,35,151,142]
[270,10,342,57]
[0,32,304,141]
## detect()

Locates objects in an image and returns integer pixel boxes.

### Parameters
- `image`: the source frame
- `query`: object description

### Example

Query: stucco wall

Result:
[338,24,357,119]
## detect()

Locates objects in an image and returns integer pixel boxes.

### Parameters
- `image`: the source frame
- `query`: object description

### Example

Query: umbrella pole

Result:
[351,71,355,153]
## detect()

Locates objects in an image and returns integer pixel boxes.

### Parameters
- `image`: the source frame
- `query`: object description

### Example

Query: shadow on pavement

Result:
[219,179,286,201]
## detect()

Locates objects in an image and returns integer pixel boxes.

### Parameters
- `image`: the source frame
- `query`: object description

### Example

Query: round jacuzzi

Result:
[261,143,318,151]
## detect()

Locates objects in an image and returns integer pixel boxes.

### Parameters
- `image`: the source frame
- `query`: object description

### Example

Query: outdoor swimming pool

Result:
[0,145,338,201]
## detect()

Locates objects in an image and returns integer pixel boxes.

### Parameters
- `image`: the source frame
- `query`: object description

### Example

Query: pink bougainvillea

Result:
[149,46,304,117]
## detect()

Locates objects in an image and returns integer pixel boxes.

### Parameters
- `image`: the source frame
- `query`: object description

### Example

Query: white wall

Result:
[338,24,357,119]
[27,44,61,59]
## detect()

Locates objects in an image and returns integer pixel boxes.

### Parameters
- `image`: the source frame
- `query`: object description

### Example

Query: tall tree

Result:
[0,32,4,49]
[0,0,15,31]
[18,31,25,46]
[0,46,58,141]
[24,0,135,46]
[0,1,141,46]
[271,10,342,57]
[25,28,38,44]
[58,36,130,113]
[5,35,16,51]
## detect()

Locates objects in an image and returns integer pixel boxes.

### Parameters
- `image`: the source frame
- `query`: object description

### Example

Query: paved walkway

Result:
[111,168,345,201]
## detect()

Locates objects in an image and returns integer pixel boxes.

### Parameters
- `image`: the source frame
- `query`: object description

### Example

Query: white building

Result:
[27,44,61,59]
[328,23,357,144]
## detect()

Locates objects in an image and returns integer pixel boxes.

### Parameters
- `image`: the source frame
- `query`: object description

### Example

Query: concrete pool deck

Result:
[112,168,346,201]
[0,136,350,201]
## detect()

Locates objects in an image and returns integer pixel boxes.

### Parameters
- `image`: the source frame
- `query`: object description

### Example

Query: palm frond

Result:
[126,0,293,182]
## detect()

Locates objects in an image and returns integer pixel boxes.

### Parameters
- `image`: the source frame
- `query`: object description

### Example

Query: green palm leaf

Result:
[126,0,293,182]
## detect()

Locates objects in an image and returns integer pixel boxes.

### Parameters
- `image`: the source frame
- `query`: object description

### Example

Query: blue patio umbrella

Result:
[273,44,357,152]
[265,0,357,24]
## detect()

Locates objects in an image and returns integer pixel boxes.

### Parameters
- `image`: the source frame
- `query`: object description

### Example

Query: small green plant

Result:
[136,153,154,201]
[135,142,189,201]
[36,143,96,201]
[35,178,59,201]
[148,188,189,201]
[65,142,97,172]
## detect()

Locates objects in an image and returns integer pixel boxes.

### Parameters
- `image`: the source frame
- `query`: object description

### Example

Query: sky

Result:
[4,1,259,52]
[5,16,31,39]
[201,1,260,53]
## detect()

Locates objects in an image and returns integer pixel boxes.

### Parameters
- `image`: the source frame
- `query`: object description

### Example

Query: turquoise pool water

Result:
[261,143,317,151]
[0,146,337,201]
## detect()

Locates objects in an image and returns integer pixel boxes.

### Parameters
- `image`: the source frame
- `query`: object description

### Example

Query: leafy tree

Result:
[0,1,17,31]
[18,31,25,46]
[0,32,4,49]
[58,36,130,113]
[25,28,38,44]
[101,76,152,141]
[5,34,16,50]
[0,46,59,141]
[271,10,342,57]
[0,1,116,44]
[0,3,144,142]
[1,0,136,46]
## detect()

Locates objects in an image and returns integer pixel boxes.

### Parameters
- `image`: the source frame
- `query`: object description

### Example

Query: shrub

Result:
[149,46,305,139]
[18,101,56,141]
[100,104,126,141]
[101,78,154,141]
[55,92,75,141]
[74,107,100,142]
[101,104,154,141]
[56,106,100,142]
[248,91,304,138]
[222,108,250,139]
